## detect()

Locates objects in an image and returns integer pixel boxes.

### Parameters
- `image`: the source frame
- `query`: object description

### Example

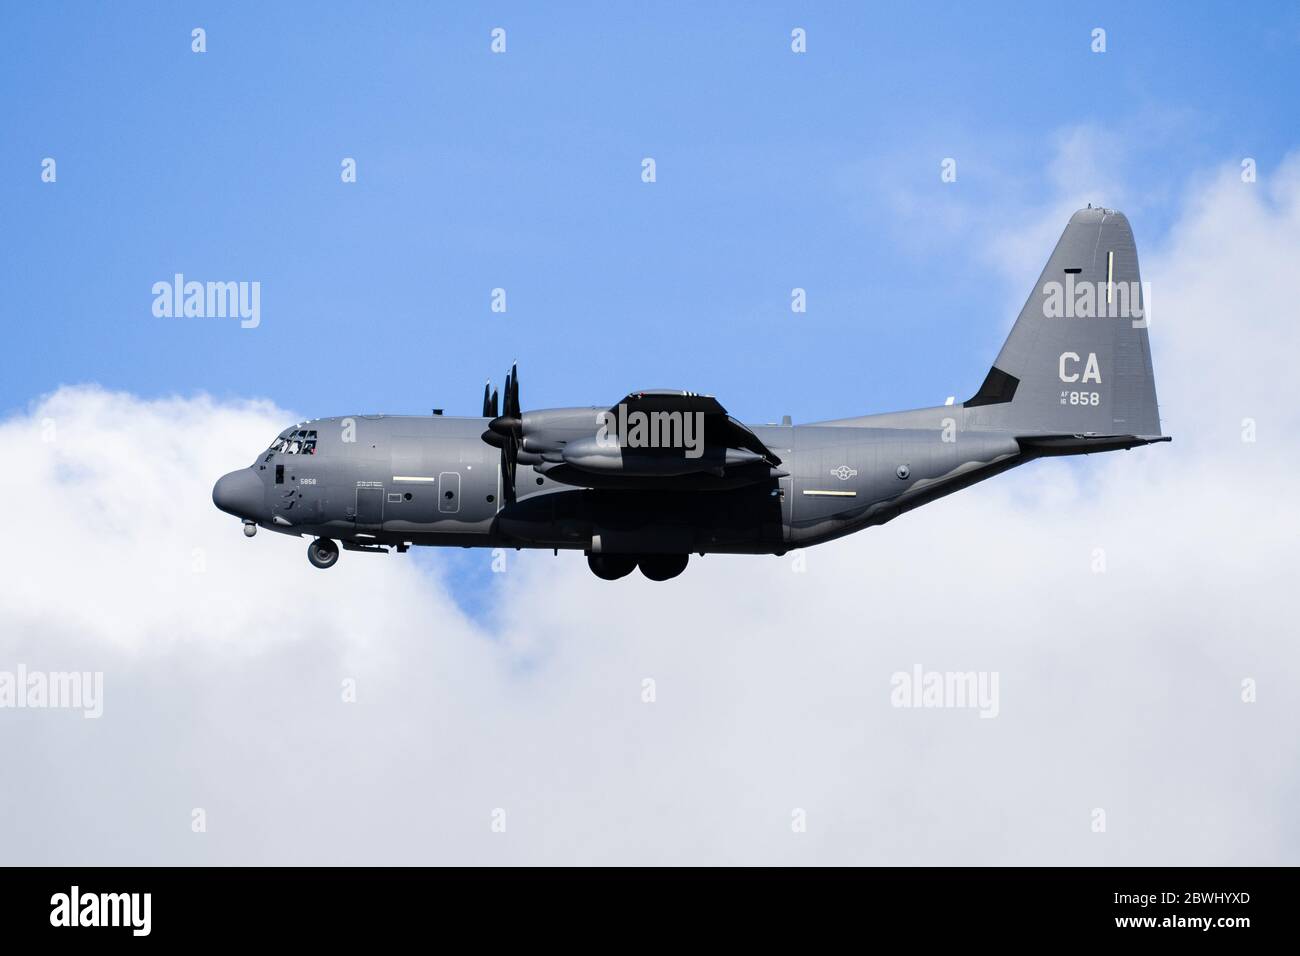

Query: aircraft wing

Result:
[533,389,782,483]
[605,390,782,467]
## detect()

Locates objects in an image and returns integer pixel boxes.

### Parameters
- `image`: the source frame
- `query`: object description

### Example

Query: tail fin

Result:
[964,207,1164,440]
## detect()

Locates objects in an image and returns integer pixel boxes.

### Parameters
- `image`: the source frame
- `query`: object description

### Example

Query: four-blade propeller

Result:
[481,363,521,502]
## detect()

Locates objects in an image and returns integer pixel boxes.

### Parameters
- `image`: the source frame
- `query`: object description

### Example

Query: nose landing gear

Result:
[307,538,340,569]
[242,521,257,538]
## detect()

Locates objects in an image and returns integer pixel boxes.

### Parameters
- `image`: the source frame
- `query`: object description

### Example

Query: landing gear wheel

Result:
[638,554,688,581]
[307,538,340,569]
[587,553,637,580]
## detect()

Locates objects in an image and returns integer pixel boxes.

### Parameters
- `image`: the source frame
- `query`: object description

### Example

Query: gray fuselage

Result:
[215,404,1040,557]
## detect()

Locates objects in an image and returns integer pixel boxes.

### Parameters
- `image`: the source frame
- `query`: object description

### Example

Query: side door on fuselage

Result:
[354,482,385,530]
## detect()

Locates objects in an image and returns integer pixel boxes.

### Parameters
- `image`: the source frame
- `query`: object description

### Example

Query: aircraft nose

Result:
[212,468,264,519]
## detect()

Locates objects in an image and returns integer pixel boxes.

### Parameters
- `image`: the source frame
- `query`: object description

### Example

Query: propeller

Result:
[505,364,520,419]
[481,381,499,418]
[482,363,522,503]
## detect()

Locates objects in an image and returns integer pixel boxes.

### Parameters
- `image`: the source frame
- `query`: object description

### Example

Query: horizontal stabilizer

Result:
[1017,433,1171,456]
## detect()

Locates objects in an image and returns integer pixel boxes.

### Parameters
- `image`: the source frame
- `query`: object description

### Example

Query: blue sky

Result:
[2,1,1297,426]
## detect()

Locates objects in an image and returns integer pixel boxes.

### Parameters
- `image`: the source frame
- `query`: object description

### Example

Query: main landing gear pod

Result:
[586,552,689,581]
[637,554,688,581]
[307,538,340,569]
[587,553,637,580]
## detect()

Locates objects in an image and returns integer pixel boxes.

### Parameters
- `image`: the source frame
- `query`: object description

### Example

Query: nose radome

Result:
[212,468,264,519]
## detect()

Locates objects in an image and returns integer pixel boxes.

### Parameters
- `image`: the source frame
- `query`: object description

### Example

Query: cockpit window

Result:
[268,429,317,455]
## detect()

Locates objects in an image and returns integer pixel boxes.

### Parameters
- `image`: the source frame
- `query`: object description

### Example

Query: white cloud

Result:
[2,159,1298,864]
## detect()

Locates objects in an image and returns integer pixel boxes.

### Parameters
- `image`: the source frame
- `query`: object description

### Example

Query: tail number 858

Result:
[1060,391,1100,406]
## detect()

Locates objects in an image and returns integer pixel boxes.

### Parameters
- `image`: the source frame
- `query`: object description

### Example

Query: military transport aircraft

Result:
[213,208,1167,580]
